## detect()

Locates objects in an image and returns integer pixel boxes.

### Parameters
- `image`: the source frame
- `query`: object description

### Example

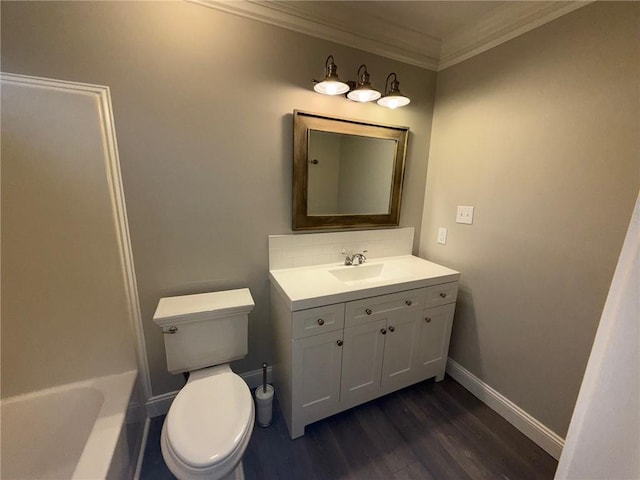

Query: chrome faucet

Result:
[342,250,367,266]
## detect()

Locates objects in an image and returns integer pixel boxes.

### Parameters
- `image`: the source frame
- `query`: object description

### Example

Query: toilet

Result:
[153,288,255,480]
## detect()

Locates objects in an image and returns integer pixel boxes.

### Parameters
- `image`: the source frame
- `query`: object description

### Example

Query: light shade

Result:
[314,80,350,95]
[346,65,381,102]
[347,88,382,102]
[377,73,410,109]
[313,55,349,95]
[377,94,410,109]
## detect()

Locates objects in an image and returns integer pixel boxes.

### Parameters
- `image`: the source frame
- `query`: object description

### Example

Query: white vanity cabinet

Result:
[270,264,459,439]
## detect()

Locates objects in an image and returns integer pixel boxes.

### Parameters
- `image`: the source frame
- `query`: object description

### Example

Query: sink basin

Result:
[329,263,407,285]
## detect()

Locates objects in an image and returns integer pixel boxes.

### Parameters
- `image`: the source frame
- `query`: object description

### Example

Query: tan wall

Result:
[0,1,437,396]
[420,2,639,436]
[1,78,137,397]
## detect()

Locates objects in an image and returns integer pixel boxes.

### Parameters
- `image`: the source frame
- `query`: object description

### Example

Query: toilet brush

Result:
[255,362,274,427]
[262,362,267,394]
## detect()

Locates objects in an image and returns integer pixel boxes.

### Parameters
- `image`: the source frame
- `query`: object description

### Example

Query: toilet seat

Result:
[162,365,254,479]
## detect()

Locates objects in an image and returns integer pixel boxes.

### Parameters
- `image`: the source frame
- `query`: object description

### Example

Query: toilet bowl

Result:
[161,365,255,480]
[153,289,256,480]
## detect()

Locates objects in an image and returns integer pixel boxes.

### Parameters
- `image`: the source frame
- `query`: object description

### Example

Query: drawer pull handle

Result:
[380,328,387,335]
[425,317,432,323]
[365,308,372,315]
[440,292,447,298]
[405,300,412,306]
[317,318,325,326]
[388,325,395,332]
[337,339,343,347]
[163,326,178,334]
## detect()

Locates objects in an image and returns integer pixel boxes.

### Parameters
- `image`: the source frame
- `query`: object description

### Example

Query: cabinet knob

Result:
[380,328,387,335]
[337,339,343,347]
[440,292,447,298]
[365,308,372,315]
[405,300,412,306]
[317,318,325,326]
[388,325,395,332]
[163,326,178,335]
[425,317,432,323]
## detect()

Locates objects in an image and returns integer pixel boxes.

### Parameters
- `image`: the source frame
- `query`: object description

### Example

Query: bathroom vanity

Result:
[269,254,460,439]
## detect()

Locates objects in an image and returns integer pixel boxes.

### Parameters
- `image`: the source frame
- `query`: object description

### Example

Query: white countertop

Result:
[269,255,460,311]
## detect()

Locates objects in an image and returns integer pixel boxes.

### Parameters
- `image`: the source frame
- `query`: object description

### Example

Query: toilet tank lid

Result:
[153,288,254,327]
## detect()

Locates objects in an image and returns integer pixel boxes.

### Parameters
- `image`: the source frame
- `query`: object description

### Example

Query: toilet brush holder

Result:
[255,384,274,428]
[255,362,274,427]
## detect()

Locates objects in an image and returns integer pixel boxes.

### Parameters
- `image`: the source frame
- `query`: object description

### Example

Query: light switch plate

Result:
[437,228,447,244]
[456,206,474,224]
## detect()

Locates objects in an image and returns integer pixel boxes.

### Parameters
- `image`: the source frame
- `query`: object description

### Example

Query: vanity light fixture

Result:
[313,55,350,96]
[312,57,410,109]
[377,73,411,109]
[346,64,381,102]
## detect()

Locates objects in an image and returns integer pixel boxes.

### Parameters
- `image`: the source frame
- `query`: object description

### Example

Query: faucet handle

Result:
[341,249,368,265]
[352,250,368,265]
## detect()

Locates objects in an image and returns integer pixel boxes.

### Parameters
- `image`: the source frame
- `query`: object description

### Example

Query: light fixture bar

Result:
[312,57,409,108]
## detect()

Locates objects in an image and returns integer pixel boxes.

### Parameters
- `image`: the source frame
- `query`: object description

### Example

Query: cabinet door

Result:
[293,330,344,425]
[381,309,422,392]
[414,303,455,380]
[340,319,387,408]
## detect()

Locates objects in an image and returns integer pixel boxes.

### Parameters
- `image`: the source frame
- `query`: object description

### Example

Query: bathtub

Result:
[1,370,143,480]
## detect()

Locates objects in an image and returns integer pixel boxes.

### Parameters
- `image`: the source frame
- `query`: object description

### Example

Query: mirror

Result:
[293,110,409,230]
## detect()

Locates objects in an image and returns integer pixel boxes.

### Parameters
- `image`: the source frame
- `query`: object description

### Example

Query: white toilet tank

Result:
[153,288,255,374]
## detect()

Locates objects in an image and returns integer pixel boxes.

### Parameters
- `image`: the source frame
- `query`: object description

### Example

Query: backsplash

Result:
[268,228,414,270]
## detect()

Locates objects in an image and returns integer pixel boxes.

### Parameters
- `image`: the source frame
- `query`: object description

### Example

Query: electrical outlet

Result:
[437,228,447,245]
[456,206,474,225]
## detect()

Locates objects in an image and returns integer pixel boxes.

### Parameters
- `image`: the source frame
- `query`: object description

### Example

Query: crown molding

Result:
[190,0,592,72]
[190,0,441,70]
[439,1,594,71]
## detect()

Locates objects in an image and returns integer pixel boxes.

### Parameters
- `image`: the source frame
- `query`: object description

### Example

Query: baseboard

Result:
[446,358,564,460]
[145,390,179,418]
[145,366,273,417]
[241,365,273,390]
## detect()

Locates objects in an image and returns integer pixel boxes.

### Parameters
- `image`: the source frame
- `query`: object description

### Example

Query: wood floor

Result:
[140,375,558,480]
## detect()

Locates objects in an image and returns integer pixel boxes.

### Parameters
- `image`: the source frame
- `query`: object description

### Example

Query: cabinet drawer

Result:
[345,288,426,328]
[424,282,458,308]
[293,303,345,339]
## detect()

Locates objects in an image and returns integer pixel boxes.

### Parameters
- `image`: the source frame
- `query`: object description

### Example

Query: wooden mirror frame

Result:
[293,110,409,231]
